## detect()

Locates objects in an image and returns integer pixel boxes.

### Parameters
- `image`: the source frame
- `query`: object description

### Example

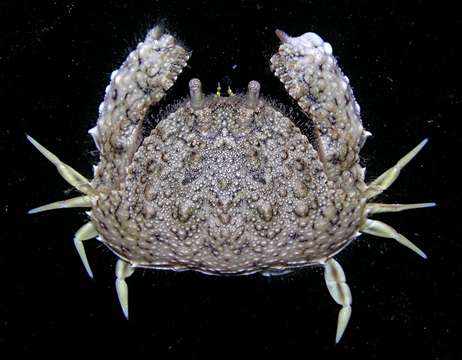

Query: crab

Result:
[28,26,435,343]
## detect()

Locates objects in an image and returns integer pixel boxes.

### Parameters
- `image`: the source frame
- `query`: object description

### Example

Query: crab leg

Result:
[74,221,98,278]
[324,258,352,343]
[115,259,135,319]
[365,139,429,199]
[366,202,436,215]
[90,26,191,190]
[28,195,92,214]
[26,135,95,195]
[361,219,427,259]
[271,30,368,183]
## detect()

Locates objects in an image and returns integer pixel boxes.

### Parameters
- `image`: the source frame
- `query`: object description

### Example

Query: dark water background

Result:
[1,0,460,358]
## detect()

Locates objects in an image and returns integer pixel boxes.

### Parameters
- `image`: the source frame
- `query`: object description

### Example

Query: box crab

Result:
[28,26,434,342]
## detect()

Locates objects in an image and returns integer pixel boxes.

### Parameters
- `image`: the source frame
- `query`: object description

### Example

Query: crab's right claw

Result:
[92,27,191,189]
[270,30,369,184]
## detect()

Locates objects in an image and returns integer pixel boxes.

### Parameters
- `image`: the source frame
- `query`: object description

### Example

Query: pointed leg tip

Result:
[122,307,129,320]
[415,138,429,153]
[28,205,50,214]
[335,327,346,344]
[86,267,95,279]
[419,251,428,260]
[26,134,40,148]
[408,243,428,260]
[83,262,94,279]
[335,306,352,344]
[73,237,94,279]
[115,274,131,321]
[397,234,428,260]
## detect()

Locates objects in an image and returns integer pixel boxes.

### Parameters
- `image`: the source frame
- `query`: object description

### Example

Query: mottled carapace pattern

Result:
[88,29,368,275]
[28,25,432,341]
[92,95,364,274]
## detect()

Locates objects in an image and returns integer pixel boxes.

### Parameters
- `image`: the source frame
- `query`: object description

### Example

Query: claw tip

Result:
[275,29,289,43]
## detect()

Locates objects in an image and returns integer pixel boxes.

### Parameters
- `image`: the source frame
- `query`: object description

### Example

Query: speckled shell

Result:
[87,28,369,275]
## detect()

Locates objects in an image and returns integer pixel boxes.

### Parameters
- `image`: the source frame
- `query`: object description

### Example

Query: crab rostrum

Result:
[28,26,434,342]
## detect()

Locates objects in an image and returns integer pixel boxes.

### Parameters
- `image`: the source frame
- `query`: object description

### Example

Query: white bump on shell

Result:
[115,73,124,85]
[304,32,324,47]
[323,42,333,55]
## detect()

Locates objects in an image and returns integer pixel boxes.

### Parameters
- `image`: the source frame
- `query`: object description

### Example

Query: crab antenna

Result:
[189,78,204,109]
[246,80,261,108]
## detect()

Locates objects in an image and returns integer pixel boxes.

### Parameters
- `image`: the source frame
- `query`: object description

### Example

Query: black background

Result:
[1,0,461,358]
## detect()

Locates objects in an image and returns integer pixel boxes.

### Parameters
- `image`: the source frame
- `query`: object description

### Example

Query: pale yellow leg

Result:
[74,222,98,278]
[366,139,428,199]
[366,202,436,215]
[115,259,135,319]
[28,195,92,214]
[26,135,95,195]
[361,219,427,259]
[324,259,352,344]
